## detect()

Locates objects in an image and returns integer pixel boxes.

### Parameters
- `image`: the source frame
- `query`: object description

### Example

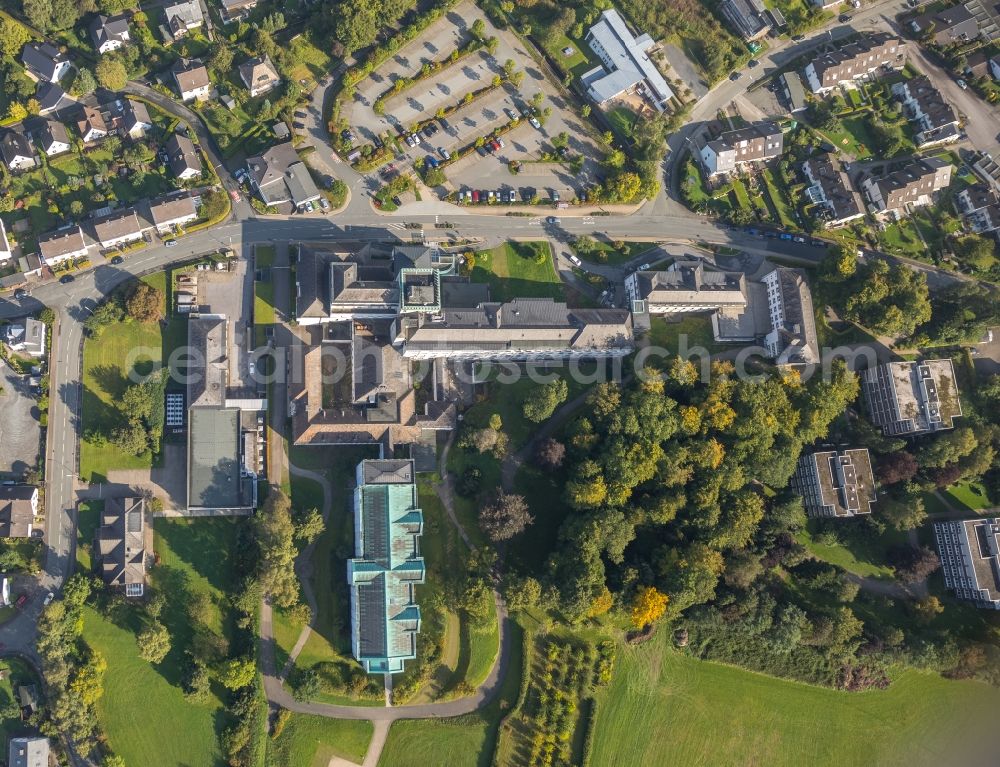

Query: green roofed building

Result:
[348,459,425,674]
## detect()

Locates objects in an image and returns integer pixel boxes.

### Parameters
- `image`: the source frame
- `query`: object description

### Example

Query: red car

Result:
[491,140,501,152]
[14,594,27,609]
[471,190,480,203]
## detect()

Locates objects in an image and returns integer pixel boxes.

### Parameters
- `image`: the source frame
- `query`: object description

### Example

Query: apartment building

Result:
[760,267,819,365]
[348,459,425,674]
[792,448,877,518]
[625,260,747,315]
[863,359,962,436]
[697,121,784,177]
[97,496,147,597]
[891,76,960,149]
[802,153,865,227]
[934,518,1000,608]
[861,157,952,214]
[581,9,674,111]
[804,33,903,93]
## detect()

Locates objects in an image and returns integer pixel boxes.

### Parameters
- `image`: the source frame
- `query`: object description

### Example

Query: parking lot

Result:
[0,358,41,477]
[345,0,605,201]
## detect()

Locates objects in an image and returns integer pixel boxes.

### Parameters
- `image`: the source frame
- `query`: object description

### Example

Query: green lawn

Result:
[78,316,163,483]
[85,518,241,767]
[647,314,725,355]
[943,481,993,512]
[76,499,103,572]
[378,622,525,767]
[592,633,1000,766]
[762,168,797,228]
[471,242,563,302]
[732,178,752,210]
[817,115,877,160]
[571,239,656,266]
[606,106,639,139]
[794,520,907,580]
[269,714,372,767]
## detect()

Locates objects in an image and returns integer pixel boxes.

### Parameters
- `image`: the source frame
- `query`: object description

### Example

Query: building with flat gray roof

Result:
[188,406,254,510]
[9,737,48,767]
[348,459,425,674]
[863,359,962,436]
[935,517,1000,609]
[792,448,877,518]
[581,9,673,111]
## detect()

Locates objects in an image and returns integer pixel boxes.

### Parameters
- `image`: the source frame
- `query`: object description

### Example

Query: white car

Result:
[957,78,968,90]
[567,253,582,267]
[637,262,651,271]
[165,239,177,248]
[43,592,54,606]
[529,117,541,129]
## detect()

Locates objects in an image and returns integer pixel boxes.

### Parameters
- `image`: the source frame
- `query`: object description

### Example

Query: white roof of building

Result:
[585,9,673,104]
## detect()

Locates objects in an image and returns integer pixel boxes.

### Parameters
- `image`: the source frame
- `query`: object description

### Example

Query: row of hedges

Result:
[371,37,487,116]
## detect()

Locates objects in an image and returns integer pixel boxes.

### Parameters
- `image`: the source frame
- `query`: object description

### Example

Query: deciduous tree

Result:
[630,585,668,629]
[479,492,533,541]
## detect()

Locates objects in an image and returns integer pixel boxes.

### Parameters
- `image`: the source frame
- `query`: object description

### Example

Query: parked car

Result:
[426,156,439,168]
[637,262,651,271]
[404,134,415,147]
[729,71,742,81]
[341,128,354,142]
[957,78,968,90]
[792,34,806,41]
[14,594,27,609]
[60,274,75,283]
[508,189,518,203]
[110,255,124,265]
[411,132,421,145]
[748,59,759,68]
[529,116,541,129]
[44,592,54,606]
[230,189,241,202]
[505,108,519,122]
[392,195,403,206]
[546,216,559,224]
[13,288,27,299]
[491,139,501,152]
[373,136,384,149]
[319,197,330,210]
[567,253,582,267]
[838,13,851,21]
[551,190,561,202]
[165,239,177,248]
[488,190,496,203]
[439,147,450,160]
[779,232,793,240]
[304,200,314,212]
[476,145,489,156]
[793,236,806,243]
[472,190,480,203]
[497,137,506,149]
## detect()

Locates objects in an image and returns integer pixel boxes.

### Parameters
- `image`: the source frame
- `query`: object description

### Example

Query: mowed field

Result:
[592,632,1000,767]
[268,713,372,767]
[84,519,241,767]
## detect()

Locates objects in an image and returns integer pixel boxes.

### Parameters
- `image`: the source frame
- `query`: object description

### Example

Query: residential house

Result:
[246,141,321,209]
[802,153,865,227]
[0,130,35,171]
[962,50,992,81]
[804,33,904,93]
[861,157,952,214]
[348,459,425,674]
[934,517,1000,608]
[863,359,962,436]
[21,41,71,83]
[148,191,198,233]
[37,119,71,156]
[956,184,1000,234]
[172,58,211,102]
[792,449,877,518]
[4,318,47,357]
[0,219,11,262]
[0,486,39,538]
[97,496,147,597]
[908,4,980,46]
[38,225,88,266]
[220,0,258,22]
[238,55,281,98]
[891,76,960,148]
[35,81,73,116]
[76,105,108,143]
[165,132,202,180]
[580,9,674,112]
[89,13,131,54]
[719,0,773,41]
[761,266,819,365]
[122,98,152,139]
[991,54,1000,81]
[697,121,784,177]
[93,207,145,249]
[8,737,49,767]
[162,0,204,40]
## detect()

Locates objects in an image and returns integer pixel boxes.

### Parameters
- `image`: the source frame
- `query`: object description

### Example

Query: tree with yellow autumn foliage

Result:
[630,586,668,629]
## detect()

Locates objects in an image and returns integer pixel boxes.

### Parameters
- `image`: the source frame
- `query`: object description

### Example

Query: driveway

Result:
[0,358,41,476]
[102,443,188,511]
